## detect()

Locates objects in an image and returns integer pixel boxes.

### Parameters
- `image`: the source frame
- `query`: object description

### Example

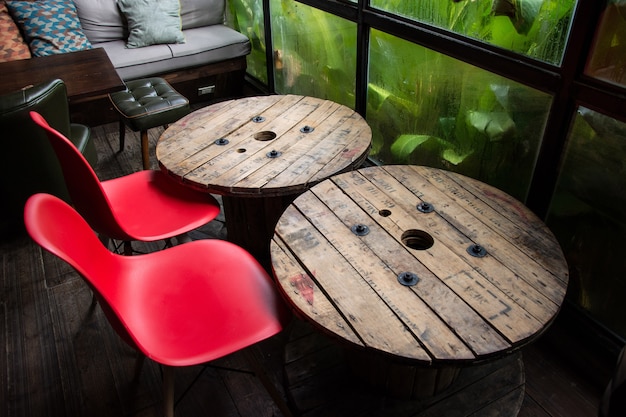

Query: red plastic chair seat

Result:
[29,111,220,245]
[100,170,218,241]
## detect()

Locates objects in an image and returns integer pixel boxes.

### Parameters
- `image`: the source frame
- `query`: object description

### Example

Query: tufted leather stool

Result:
[109,78,190,170]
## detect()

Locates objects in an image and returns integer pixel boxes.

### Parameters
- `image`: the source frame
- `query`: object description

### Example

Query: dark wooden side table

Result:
[0,47,124,101]
[0,48,124,125]
[156,94,372,265]
[271,165,569,409]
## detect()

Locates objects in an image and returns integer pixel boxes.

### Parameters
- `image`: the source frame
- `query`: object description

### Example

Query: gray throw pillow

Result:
[117,0,185,48]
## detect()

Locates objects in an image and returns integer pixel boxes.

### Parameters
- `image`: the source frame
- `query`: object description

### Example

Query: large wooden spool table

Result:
[156,95,371,265]
[271,165,569,410]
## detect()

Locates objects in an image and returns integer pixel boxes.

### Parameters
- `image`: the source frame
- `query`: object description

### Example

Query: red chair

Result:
[24,193,291,417]
[29,111,220,253]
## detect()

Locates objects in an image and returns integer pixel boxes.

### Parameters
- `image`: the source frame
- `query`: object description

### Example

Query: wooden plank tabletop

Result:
[156,95,372,197]
[271,165,569,366]
[0,48,124,101]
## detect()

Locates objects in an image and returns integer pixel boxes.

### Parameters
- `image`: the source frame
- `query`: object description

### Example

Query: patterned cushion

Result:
[6,0,92,57]
[0,3,31,62]
[117,0,185,49]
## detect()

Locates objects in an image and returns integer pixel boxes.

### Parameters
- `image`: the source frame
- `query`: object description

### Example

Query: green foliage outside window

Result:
[226,0,268,84]
[585,0,626,87]
[270,0,357,107]
[367,30,552,200]
[371,0,575,65]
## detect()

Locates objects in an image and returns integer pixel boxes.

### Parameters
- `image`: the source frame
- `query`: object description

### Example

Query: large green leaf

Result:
[492,0,542,35]
[443,148,474,165]
[466,111,516,142]
[390,134,434,160]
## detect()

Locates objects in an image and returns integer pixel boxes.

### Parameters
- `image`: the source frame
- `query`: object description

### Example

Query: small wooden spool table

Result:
[271,165,569,405]
[156,95,371,265]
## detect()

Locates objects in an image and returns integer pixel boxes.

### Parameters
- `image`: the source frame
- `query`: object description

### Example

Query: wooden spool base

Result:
[223,193,298,268]
[283,320,525,417]
[345,349,461,399]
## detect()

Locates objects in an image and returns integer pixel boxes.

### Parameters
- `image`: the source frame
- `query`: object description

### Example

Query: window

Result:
[367,29,551,199]
[227,0,626,341]
[547,108,626,337]
[270,0,356,106]
[227,0,268,83]
[371,0,575,65]
[585,0,626,87]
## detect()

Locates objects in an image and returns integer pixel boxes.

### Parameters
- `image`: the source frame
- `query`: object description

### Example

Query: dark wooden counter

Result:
[0,48,123,102]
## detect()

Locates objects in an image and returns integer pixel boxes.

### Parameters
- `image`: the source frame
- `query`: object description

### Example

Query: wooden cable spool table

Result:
[270,165,569,411]
[156,95,371,265]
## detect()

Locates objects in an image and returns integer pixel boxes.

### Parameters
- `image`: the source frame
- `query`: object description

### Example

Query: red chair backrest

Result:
[29,111,128,239]
[24,193,113,279]
[24,193,138,347]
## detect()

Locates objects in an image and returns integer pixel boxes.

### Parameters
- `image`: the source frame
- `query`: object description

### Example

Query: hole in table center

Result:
[401,229,434,250]
[254,131,277,141]
[379,209,392,217]
[237,148,246,153]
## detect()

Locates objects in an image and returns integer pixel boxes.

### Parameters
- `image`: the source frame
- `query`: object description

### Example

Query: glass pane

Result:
[585,0,626,87]
[367,30,552,200]
[546,107,626,339]
[227,0,268,84]
[270,0,357,107]
[370,0,577,65]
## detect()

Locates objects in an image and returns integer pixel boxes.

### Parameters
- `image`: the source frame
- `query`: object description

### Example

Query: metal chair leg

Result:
[118,120,126,153]
[133,354,146,382]
[123,241,133,256]
[243,346,295,417]
[162,365,175,417]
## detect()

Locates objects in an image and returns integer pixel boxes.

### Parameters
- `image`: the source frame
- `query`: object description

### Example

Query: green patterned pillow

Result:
[117,0,185,49]
[6,0,92,57]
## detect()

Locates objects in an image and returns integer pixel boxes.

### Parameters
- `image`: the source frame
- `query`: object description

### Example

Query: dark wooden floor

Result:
[1,120,606,416]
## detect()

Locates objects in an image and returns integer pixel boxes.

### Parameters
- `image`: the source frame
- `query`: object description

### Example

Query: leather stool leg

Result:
[141,130,150,170]
[118,120,126,153]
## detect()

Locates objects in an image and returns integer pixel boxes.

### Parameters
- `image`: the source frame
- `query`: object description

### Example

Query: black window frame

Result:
[260,0,622,219]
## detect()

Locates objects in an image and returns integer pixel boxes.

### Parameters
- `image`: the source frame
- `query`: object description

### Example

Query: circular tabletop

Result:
[156,95,372,197]
[270,165,569,365]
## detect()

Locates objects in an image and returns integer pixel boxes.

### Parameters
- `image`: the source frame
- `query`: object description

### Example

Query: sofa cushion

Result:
[0,3,31,62]
[169,26,250,59]
[6,0,92,56]
[98,41,173,70]
[98,26,250,80]
[73,0,126,44]
[117,0,185,48]
[180,0,225,30]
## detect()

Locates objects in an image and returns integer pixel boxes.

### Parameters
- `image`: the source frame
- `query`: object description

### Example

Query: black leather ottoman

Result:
[109,78,190,170]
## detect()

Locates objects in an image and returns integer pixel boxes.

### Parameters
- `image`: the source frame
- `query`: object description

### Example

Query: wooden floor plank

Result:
[523,341,600,417]
[2,237,66,417]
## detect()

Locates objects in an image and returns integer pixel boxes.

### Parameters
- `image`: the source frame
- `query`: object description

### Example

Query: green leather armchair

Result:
[0,78,97,239]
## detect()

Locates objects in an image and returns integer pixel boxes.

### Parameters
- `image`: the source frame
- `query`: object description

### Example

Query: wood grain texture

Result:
[272,165,569,367]
[156,95,371,197]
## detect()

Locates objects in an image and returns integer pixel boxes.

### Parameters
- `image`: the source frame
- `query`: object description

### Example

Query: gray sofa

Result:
[71,0,251,125]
